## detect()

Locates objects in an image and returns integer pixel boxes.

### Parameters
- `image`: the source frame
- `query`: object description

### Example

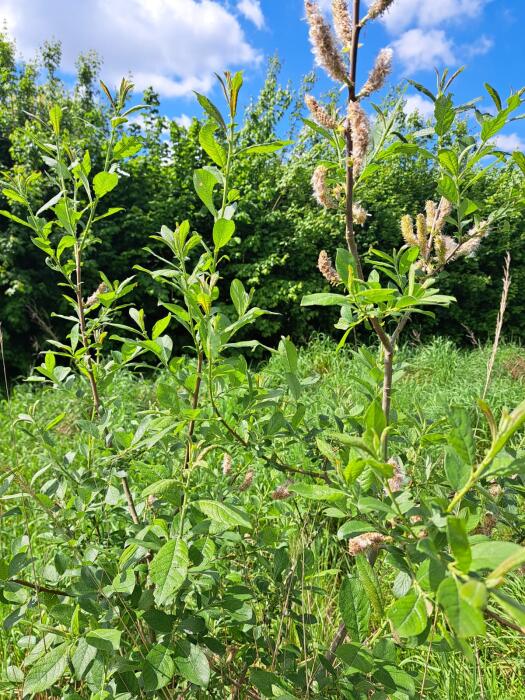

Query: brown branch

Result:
[183,351,203,470]
[11,578,73,597]
[486,609,525,635]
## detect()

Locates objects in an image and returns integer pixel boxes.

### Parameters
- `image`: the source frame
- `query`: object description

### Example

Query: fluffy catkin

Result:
[367,0,396,20]
[387,457,405,493]
[347,100,369,174]
[312,165,337,208]
[272,483,292,500]
[222,453,232,476]
[400,214,417,246]
[453,221,490,259]
[353,203,369,225]
[359,48,393,97]
[86,282,107,307]
[416,213,428,258]
[305,95,338,129]
[332,0,353,47]
[305,1,348,84]
[318,250,342,285]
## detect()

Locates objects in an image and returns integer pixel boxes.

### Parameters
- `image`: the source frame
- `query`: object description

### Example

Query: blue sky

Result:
[2,0,524,149]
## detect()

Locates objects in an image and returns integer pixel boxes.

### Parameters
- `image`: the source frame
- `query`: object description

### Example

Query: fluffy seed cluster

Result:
[305,1,348,84]
[359,48,393,98]
[400,215,417,246]
[348,532,390,555]
[367,0,396,20]
[312,165,337,208]
[347,101,370,174]
[353,203,369,225]
[85,282,107,307]
[318,250,342,286]
[305,95,338,130]
[332,0,353,47]
[239,470,254,491]
[222,453,232,476]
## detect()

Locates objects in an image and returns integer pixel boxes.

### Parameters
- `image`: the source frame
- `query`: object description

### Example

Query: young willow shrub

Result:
[1,3,525,700]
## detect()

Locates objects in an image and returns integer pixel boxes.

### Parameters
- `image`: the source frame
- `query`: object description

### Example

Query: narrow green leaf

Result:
[213,218,235,249]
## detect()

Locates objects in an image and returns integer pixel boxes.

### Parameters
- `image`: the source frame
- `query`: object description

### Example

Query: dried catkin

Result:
[348,532,390,555]
[332,0,353,47]
[318,250,341,286]
[359,48,393,97]
[386,457,405,493]
[305,1,348,84]
[272,483,292,500]
[311,165,337,208]
[347,100,369,175]
[239,470,254,491]
[305,95,338,130]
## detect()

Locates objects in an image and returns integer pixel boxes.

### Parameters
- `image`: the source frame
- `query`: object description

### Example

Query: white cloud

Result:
[375,0,487,33]
[465,34,493,57]
[174,114,193,128]
[492,133,525,152]
[1,0,262,98]
[392,29,455,72]
[237,0,265,29]
[404,93,434,119]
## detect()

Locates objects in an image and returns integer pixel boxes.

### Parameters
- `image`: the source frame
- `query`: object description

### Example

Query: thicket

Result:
[0,31,524,376]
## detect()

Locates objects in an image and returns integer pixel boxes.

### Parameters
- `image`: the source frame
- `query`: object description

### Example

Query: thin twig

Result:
[483,252,511,399]
[11,578,73,597]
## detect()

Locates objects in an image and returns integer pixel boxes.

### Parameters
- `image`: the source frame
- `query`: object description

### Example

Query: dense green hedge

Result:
[1,37,523,375]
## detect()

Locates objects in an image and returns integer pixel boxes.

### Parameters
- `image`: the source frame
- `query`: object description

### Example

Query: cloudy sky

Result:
[2,0,524,147]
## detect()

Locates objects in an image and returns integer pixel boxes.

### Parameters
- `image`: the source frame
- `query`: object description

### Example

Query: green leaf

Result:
[240,140,291,155]
[23,642,69,695]
[301,293,348,307]
[149,539,189,606]
[86,629,122,652]
[289,483,346,502]
[336,643,374,673]
[152,314,171,339]
[0,209,34,229]
[512,151,525,174]
[199,122,227,167]
[213,218,235,249]
[93,171,119,198]
[174,641,210,688]
[49,105,63,135]
[437,577,485,638]
[194,500,251,529]
[194,92,226,131]
[486,545,525,587]
[434,94,455,136]
[484,83,502,111]
[470,541,524,571]
[355,554,383,616]
[193,168,218,215]
[142,644,175,691]
[339,576,371,642]
[387,590,428,638]
[438,175,459,202]
[113,135,142,160]
[447,516,471,573]
[444,448,470,491]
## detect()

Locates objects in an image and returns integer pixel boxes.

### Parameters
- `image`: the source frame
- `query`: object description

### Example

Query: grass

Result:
[0,337,524,698]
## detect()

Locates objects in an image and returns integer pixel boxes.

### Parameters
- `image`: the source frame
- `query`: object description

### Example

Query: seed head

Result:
[400,214,417,246]
[367,0,396,21]
[312,165,337,208]
[348,532,390,555]
[305,95,338,130]
[347,100,370,175]
[239,469,254,491]
[453,221,490,259]
[359,48,393,98]
[305,1,348,84]
[222,453,232,476]
[318,250,342,286]
[332,0,353,47]
[386,457,405,493]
